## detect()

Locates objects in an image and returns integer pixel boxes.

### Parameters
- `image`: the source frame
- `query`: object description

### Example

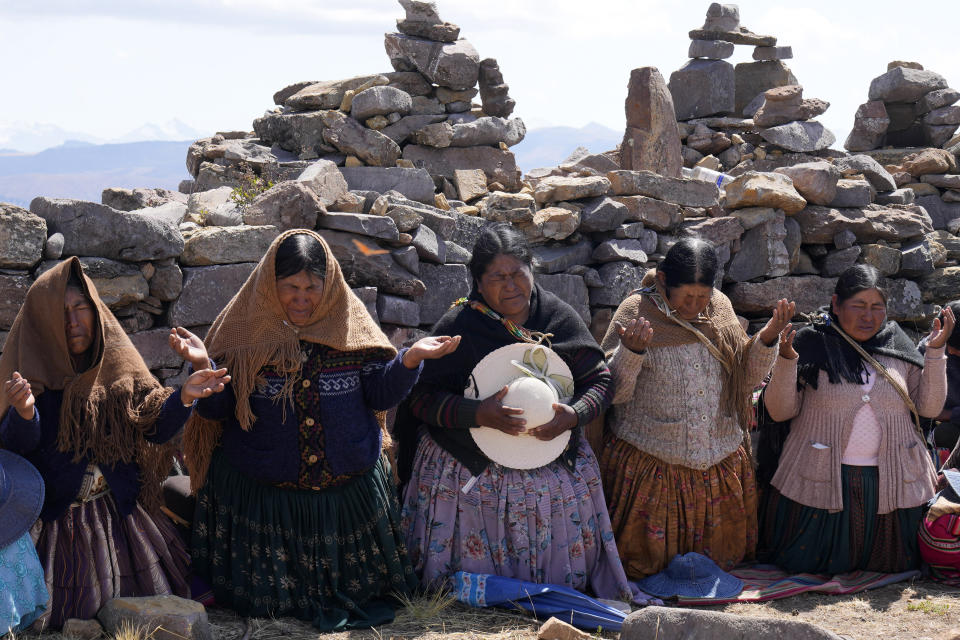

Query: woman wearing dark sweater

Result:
[0,258,228,629]
[185,230,458,631]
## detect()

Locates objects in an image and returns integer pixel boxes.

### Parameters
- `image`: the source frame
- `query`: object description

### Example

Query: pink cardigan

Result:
[764,347,946,514]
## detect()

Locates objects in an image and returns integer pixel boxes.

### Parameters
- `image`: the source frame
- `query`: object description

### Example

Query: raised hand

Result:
[616,316,653,354]
[402,335,461,369]
[3,372,35,420]
[757,299,797,347]
[529,403,577,441]
[779,324,798,359]
[927,306,957,350]
[476,385,526,435]
[180,368,231,406]
[169,327,210,371]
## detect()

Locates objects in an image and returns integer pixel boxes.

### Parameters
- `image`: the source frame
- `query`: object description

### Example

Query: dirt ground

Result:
[21,576,960,640]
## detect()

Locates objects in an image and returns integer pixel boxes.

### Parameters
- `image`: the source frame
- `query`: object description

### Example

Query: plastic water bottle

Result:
[682,166,734,188]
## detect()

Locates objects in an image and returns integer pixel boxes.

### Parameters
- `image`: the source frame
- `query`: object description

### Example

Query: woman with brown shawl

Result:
[0,258,229,629]
[184,230,458,631]
[598,238,794,578]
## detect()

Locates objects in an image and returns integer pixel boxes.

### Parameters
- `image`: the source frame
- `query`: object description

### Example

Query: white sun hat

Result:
[465,343,575,470]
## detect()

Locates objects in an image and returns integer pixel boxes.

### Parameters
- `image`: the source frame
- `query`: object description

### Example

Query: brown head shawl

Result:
[600,269,757,455]
[0,258,174,511]
[183,229,396,492]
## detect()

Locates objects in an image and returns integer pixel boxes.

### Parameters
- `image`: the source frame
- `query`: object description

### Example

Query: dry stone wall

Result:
[3,1,960,382]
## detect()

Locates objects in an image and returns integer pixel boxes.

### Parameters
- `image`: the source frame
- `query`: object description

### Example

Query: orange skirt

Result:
[599,435,757,579]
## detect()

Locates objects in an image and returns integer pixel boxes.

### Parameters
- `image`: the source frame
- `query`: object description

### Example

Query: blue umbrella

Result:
[451,571,628,632]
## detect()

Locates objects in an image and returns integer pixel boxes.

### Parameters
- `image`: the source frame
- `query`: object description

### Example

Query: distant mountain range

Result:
[0,121,623,208]
[0,119,207,153]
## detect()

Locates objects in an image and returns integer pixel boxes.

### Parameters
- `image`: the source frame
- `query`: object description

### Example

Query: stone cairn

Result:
[2,1,960,389]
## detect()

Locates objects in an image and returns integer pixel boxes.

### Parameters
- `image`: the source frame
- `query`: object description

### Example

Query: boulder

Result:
[418,263,471,325]
[382,203,424,232]
[726,212,789,281]
[883,278,927,321]
[918,88,960,115]
[450,117,526,147]
[532,240,594,274]
[899,238,936,277]
[723,171,806,214]
[579,197,629,232]
[589,261,644,306]
[61,618,104,640]
[773,161,840,205]
[478,191,536,224]
[180,225,280,267]
[920,267,960,303]
[620,606,844,640]
[30,198,183,262]
[734,60,798,115]
[729,206,779,229]
[453,169,488,202]
[668,59,735,120]
[728,276,838,316]
[410,223,445,263]
[411,121,454,147]
[868,67,949,102]
[534,176,611,204]
[608,170,719,207]
[527,207,580,243]
[688,39,735,60]
[922,174,960,190]
[753,45,793,60]
[536,274,590,325]
[478,58,516,118]
[98,596,211,640]
[679,216,745,246]
[380,114,448,144]
[621,67,683,177]
[923,105,960,127]
[384,34,480,90]
[402,144,522,190]
[284,75,385,110]
[0,203,46,269]
[0,273,31,330]
[760,121,836,153]
[322,111,401,167]
[242,181,324,230]
[102,187,186,212]
[701,3,740,31]
[902,148,956,176]
[612,195,683,230]
[168,264,256,327]
[376,293,420,327]
[317,212,399,240]
[592,239,648,264]
[828,179,874,208]
[318,229,425,297]
[615,225,659,253]
[819,246,861,277]
[844,101,890,152]
[793,204,933,243]
[130,328,189,371]
[860,243,902,276]
[875,188,915,205]
[44,232,64,259]
[444,240,471,264]
[150,263,183,302]
[297,160,349,207]
[338,166,435,204]
[833,155,897,192]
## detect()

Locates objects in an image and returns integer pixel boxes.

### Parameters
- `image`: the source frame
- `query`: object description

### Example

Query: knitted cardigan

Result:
[765,348,946,514]
[606,338,777,470]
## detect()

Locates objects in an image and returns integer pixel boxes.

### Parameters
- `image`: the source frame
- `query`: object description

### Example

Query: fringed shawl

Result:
[0,258,174,513]
[183,229,395,492]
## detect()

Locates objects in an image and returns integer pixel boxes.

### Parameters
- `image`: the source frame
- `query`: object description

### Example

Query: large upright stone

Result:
[338,167,435,204]
[418,263,470,325]
[621,67,682,178]
[322,111,401,167]
[668,60,735,120]
[734,61,798,115]
[0,203,46,269]
[403,145,521,190]
[844,100,890,152]
[760,121,836,152]
[30,198,183,262]
[384,34,480,90]
[168,264,256,327]
[868,67,948,103]
[701,3,740,31]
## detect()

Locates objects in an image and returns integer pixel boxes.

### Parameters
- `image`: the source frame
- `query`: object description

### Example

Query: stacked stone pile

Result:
[846,61,960,151]
[181,0,525,209]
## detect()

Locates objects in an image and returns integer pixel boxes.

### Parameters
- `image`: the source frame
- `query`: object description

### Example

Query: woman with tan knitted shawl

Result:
[0,258,228,629]
[184,230,458,631]
[598,238,794,578]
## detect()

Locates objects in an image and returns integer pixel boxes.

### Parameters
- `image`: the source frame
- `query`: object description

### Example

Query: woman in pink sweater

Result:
[763,264,954,573]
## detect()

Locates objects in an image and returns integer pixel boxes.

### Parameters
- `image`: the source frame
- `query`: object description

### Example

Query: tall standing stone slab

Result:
[734,61,798,116]
[620,67,682,178]
[668,59,735,121]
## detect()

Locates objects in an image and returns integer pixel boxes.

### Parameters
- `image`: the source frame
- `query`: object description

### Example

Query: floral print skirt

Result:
[191,450,418,631]
[0,532,48,634]
[400,432,632,601]
[600,435,757,579]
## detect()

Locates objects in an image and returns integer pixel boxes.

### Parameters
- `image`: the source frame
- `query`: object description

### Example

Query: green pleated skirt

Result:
[762,464,923,574]
[191,451,418,631]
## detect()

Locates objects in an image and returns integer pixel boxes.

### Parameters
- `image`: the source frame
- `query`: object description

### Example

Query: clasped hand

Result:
[476,385,577,441]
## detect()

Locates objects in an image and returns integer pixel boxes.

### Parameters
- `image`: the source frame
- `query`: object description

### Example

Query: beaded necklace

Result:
[451,297,552,346]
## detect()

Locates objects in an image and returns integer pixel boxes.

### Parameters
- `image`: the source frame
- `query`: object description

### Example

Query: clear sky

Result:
[2,0,959,146]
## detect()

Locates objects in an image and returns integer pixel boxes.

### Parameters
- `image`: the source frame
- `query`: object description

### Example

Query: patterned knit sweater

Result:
[607,339,777,470]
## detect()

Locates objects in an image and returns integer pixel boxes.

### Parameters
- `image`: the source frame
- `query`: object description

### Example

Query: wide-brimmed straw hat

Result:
[0,449,45,547]
[465,343,575,470]
[636,552,743,599]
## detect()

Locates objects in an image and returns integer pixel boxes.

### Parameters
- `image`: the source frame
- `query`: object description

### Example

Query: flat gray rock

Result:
[322,111,401,167]
[532,240,593,274]
[917,88,960,115]
[820,245,862,276]
[899,238,936,278]
[380,114,448,144]
[338,166,435,204]
[0,203,46,269]
[868,66,948,103]
[350,86,413,122]
[726,213,789,281]
[612,195,683,231]
[592,238,648,264]
[450,117,526,147]
[318,229,425,297]
[579,197,629,232]
[536,273,590,324]
[317,212,399,240]
[833,154,897,192]
[794,204,933,243]
[608,170,719,208]
[402,144,522,191]
[242,181,323,231]
[589,261,644,306]
[376,293,420,326]
[168,263,256,327]
[828,179,874,208]
[297,160,349,207]
[774,161,840,206]
[688,39,734,60]
[284,74,383,110]
[410,223,445,263]
[181,225,280,266]
[760,120,836,152]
